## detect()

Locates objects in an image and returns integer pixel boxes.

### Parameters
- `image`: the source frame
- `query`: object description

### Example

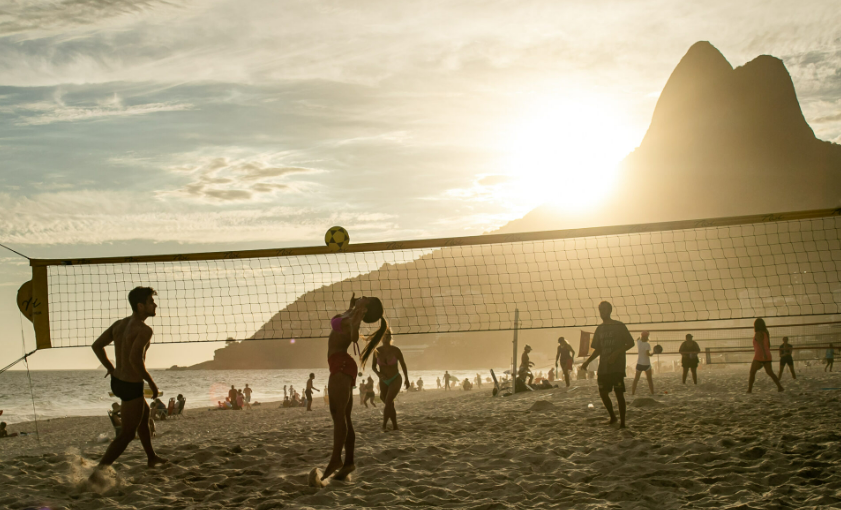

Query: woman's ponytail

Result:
[360,318,388,369]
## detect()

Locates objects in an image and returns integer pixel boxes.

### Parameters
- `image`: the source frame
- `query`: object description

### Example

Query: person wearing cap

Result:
[632,331,655,395]
[519,345,535,385]
[679,334,701,385]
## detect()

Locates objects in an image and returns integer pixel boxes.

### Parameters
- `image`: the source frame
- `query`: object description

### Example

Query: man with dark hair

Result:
[555,337,576,387]
[679,334,701,384]
[89,286,166,484]
[777,336,796,380]
[581,301,635,428]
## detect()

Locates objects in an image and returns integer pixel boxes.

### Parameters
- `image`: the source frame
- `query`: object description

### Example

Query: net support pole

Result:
[31,266,51,350]
[512,308,520,389]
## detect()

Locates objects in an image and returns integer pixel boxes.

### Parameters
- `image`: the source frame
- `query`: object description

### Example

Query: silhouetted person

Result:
[632,331,654,395]
[679,334,700,384]
[581,301,634,428]
[444,371,451,391]
[747,318,784,393]
[555,337,575,387]
[777,336,796,380]
[89,286,167,485]
[306,373,320,411]
[826,343,835,372]
[520,345,534,385]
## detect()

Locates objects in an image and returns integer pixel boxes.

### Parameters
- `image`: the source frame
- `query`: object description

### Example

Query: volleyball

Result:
[653,344,663,355]
[325,226,350,252]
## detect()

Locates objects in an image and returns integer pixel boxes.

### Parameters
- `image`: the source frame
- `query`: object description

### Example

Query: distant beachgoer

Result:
[373,327,410,432]
[679,334,700,385]
[547,368,555,382]
[244,384,253,404]
[363,377,377,407]
[0,422,18,439]
[167,398,176,416]
[437,377,441,389]
[176,394,185,411]
[826,343,835,372]
[417,377,424,391]
[632,331,655,395]
[228,385,238,409]
[283,385,288,398]
[748,318,784,393]
[306,373,321,411]
[463,378,473,390]
[555,337,576,387]
[444,371,451,391]
[309,293,385,487]
[282,396,291,408]
[475,374,482,389]
[88,287,167,484]
[111,402,123,426]
[777,336,796,380]
[520,345,535,385]
[236,390,245,410]
[581,301,634,428]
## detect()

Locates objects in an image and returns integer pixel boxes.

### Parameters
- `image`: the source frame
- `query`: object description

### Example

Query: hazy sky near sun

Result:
[2,0,841,370]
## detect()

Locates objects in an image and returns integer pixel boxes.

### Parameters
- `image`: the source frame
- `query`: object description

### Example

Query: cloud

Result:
[12,100,192,125]
[0,0,179,35]
[160,156,318,202]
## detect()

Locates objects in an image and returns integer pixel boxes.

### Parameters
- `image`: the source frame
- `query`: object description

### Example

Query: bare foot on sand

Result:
[608,417,618,425]
[308,467,326,488]
[332,464,355,481]
[321,459,343,480]
[86,466,114,490]
[147,456,168,468]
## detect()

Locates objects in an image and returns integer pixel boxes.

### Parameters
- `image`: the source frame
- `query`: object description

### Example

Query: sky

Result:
[2,0,840,370]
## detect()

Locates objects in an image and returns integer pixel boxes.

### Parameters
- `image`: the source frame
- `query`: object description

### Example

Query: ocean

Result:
[0,368,504,425]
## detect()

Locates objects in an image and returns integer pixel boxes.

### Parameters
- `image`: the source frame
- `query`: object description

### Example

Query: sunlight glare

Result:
[503,97,637,212]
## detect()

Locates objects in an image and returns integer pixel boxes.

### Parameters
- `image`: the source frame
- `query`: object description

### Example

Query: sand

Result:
[2,365,841,509]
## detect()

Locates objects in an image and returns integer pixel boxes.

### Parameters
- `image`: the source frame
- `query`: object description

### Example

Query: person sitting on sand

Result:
[306,373,321,411]
[444,371,451,391]
[282,396,291,408]
[548,367,555,382]
[309,293,385,487]
[555,337,576,387]
[152,398,168,420]
[409,381,416,391]
[581,301,635,429]
[632,331,655,395]
[826,343,835,372]
[0,422,18,438]
[748,318,784,393]
[176,394,186,412]
[463,378,473,390]
[679,334,700,385]
[111,402,123,426]
[778,336,796,380]
[373,326,410,432]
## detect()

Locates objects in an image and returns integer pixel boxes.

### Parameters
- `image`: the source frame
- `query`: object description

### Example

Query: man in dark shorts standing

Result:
[89,287,167,483]
[581,301,635,428]
[555,337,576,388]
[679,334,700,385]
[777,336,796,380]
[444,371,451,391]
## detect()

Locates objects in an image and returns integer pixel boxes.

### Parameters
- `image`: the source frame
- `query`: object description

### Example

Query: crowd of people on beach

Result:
[76,285,837,491]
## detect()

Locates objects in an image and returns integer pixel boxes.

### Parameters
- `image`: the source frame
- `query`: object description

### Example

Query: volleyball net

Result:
[17,208,841,350]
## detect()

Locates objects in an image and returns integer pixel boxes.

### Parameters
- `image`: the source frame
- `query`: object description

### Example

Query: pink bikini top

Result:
[377,355,397,367]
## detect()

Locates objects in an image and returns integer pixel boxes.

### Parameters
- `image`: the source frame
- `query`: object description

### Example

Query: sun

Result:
[502,97,637,213]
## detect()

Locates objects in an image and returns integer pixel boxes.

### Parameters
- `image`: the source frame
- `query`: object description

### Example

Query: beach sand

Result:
[2,365,840,509]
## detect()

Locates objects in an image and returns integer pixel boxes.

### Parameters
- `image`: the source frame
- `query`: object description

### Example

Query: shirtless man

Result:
[89,287,166,483]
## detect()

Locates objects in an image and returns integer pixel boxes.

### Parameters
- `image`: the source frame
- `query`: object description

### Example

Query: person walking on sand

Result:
[679,334,700,385]
[777,337,796,380]
[444,371,451,391]
[88,287,167,484]
[555,337,576,387]
[825,343,835,372]
[244,384,253,405]
[306,373,320,411]
[309,293,385,487]
[631,331,655,395]
[362,376,377,408]
[748,318,784,393]
[520,345,535,385]
[373,327,410,432]
[581,301,635,428]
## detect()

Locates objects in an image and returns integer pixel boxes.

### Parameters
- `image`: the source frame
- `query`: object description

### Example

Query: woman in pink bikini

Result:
[309,293,385,487]
[747,318,784,393]
[372,328,410,431]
